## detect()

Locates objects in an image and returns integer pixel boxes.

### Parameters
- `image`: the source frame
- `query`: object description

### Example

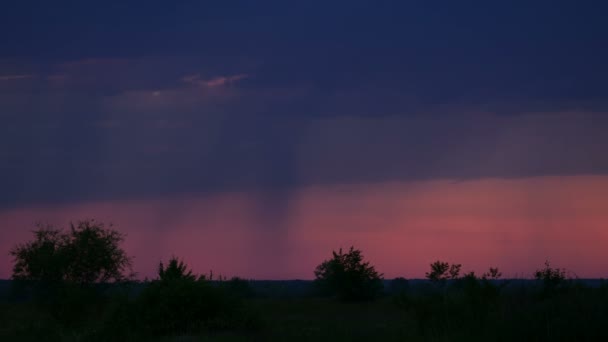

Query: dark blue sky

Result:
[1,1,608,208]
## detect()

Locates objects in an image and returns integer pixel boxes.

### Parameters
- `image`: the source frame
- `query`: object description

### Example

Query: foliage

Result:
[2,258,608,341]
[425,261,461,282]
[535,261,568,294]
[8,220,133,324]
[483,267,502,280]
[10,227,67,285]
[10,220,133,286]
[135,257,258,336]
[534,261,566,285]
[4,220,606,340]
[158,256,196,282]
[394,264,608,341]
[452,267,505,303]
[458,267,504,304]
[314,246,383,301]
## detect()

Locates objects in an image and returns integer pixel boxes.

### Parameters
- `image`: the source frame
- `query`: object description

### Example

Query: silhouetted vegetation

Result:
[393,261,608,341]
[314,246,383,301]
[10,220,133,286]
[535,260,568,296]
[133,257,258,336]
[7,220,133,327]
[425,261,461,283]
[158,256,196,282]
[2,221,608,340]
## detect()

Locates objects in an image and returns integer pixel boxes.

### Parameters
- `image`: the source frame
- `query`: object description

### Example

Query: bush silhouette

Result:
[534,261,567,295]
[135,257,256,336]
[534,261,566,284]
[314,246,383,301]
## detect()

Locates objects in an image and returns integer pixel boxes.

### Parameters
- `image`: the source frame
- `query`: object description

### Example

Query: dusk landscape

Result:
[1,1,608,341]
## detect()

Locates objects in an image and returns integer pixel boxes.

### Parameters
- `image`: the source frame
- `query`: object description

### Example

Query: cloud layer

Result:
[1,1,607,279]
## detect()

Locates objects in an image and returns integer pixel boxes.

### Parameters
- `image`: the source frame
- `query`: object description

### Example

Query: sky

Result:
[1,1,608,279]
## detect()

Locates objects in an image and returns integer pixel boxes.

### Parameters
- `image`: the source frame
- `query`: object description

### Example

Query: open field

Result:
[1,279,608,341]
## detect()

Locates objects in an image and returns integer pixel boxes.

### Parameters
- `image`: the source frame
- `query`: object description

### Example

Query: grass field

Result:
[2,281,608,341]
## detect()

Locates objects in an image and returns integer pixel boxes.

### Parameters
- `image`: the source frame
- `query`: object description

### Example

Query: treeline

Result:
[3,219,608,341]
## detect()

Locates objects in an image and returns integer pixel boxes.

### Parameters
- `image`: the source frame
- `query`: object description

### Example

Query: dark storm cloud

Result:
[3,1,608,112]
[1,1,608,208]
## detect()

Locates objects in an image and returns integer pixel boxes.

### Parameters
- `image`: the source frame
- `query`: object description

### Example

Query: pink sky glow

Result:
[1,175,607,280]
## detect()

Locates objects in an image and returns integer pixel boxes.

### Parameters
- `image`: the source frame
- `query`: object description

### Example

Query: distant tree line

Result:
[5,219,605,340]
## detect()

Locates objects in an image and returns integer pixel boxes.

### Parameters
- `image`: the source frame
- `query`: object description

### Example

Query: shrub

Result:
[534,261,567,295]
[135,257,257,336]
[136,277,228,335]
[314,246,383,301]
[158,257,196,282]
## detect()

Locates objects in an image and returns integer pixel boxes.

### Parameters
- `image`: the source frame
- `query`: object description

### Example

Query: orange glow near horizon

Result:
[1,175,608,280]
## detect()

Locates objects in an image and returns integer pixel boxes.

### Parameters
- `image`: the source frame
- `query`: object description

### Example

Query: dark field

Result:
[1,297,405,341]
[1,279,608,342]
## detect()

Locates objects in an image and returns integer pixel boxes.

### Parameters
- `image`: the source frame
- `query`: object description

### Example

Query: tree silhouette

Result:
[314,246,383,301]
[158,257,196,282]
[10,220,133,286]
[448,263,462,279]
[426,261,461,282]
[10,227,68,284]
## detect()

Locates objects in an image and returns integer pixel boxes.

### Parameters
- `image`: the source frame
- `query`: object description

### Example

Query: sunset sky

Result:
[1,1,608,279]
